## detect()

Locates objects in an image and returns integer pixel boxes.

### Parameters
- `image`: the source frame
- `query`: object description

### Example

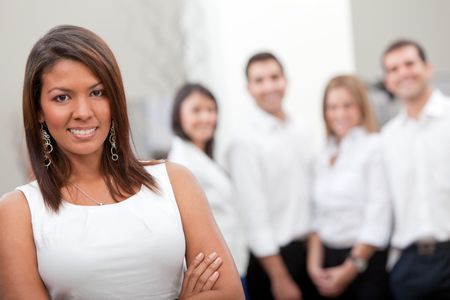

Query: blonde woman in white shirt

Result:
[168,83,248,291]
[307,75,392,299]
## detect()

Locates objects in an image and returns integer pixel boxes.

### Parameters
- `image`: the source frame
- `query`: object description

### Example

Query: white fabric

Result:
[312,127,392,249]
[16,163,185,300]
[227,107,312,257]
[168,136,248,275]
[381,89,450,249]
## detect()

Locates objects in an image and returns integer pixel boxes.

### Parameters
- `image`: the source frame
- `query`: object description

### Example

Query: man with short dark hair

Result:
[228,52,318,299]
[381,39,450,300]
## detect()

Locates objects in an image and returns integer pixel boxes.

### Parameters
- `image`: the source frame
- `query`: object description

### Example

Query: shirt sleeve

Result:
[357,138,393,248]
[227,138,279,257]
[309,154,320,234]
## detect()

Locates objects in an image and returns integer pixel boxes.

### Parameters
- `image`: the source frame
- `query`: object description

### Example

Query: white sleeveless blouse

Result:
[16,163,185,300]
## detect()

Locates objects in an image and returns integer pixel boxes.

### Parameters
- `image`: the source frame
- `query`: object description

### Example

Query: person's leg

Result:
[389,250,433,300]
[247,241,323,300]
[246,253,274,300]
[240,276,251,300]
[322,247,355,300]
[423,247,450,300]
[281,241,321,300]
[354,250,392,300]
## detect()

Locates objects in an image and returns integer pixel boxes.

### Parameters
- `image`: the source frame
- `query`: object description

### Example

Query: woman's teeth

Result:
[70,128,96,135]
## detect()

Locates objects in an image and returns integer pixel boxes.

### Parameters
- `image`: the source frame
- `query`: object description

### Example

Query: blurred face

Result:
[180,91,217,149]
[39,59,111,161]
[325,86,362,141]
[383,45,432,101]
[247,59,286,117]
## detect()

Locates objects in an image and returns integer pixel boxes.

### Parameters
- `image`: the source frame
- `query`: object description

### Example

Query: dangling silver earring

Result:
[109,121,119,161]
[40,123,53,167]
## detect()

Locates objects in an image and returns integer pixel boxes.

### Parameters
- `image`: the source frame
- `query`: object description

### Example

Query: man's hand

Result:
[271,274,302,300]
[308,264,329,289]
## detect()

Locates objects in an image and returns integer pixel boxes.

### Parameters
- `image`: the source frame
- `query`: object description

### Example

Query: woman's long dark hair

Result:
[171,83,218,159]
[23,25,158,212]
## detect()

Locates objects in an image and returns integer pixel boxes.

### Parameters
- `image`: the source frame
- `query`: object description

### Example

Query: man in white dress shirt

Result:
[227,52,318,300]
[381,40,450,300]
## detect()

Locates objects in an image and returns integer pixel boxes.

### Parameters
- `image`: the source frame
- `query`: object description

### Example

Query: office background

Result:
[0,0,449,194]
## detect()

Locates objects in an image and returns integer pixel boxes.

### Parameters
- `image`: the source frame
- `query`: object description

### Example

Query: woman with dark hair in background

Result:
[307,75,392,299]
[0,25,244,300]
[169,83,248,289]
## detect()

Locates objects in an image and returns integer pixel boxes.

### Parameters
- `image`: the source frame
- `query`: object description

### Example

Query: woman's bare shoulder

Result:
[165,161,193,178]
[165,161,200,192]
[0,190,30,221]
[0,190,48,299]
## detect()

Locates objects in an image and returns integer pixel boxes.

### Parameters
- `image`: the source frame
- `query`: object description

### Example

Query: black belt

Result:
[404,240,450,255]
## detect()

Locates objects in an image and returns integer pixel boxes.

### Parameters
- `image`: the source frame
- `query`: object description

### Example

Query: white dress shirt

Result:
[227,107,312,257]
[312,127,392,249]
[381,89,450,249]
[168,137,248,275]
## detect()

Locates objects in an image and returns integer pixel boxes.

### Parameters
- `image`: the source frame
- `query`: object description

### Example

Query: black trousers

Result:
[390,243,450,300]
[246,240,320,300]
[319,246,392,300]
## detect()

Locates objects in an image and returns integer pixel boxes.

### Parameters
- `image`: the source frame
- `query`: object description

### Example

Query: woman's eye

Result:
[344,102,355,109]
[54,95,69,102]
[191,107,201,114]
[91,89,105,97]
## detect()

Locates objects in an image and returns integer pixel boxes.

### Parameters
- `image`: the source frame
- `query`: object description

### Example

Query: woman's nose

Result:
[73,97,94,120]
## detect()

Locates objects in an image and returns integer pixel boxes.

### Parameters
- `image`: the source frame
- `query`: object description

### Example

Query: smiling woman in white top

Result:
[168,84,248,278]
[307,75,392,299]
[0,25,244,300]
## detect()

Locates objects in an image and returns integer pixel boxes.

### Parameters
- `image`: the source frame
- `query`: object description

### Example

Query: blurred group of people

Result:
[168,40,450,300]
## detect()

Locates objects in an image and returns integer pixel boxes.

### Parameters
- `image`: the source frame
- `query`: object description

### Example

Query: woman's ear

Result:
[38,111,44,123]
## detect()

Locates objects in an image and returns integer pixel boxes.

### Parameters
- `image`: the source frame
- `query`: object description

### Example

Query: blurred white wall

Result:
[0,0,354,193]
[351,0,450,81]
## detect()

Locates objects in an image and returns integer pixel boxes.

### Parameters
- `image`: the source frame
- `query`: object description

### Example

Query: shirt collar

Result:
[172,135,202,152]
[250,105,288,131]
[327,126,366,155]
[171,136,214,163]
[397,89,447,123]
[421,89,447,119]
